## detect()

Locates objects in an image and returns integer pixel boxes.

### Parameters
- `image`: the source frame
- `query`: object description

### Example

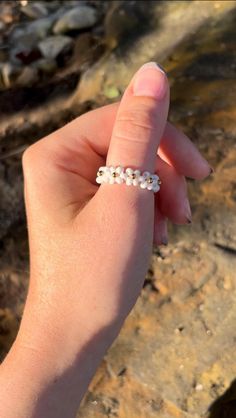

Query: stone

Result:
[10,45,41,65]
[33,58,57,74]
[16,66,38,86]
[20,2,48,19]
[103,85,120,99]
[9,28,42,65]
[0,62,21,88]
[26,16,55,40]
[0,20,6,32]
[38,35,73,59]
[53,6,98,34]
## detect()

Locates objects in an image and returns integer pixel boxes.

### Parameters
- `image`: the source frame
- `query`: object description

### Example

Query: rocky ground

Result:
[0,1,236,417]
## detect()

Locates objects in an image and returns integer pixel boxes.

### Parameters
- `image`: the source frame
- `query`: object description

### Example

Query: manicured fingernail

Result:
[133,62,167,100]
[184,198,192,223]
[139,62,166,74]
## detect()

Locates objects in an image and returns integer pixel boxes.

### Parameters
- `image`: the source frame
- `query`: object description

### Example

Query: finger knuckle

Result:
[22,145,35,172]
[22,143,44,177]
[115,99,157,143]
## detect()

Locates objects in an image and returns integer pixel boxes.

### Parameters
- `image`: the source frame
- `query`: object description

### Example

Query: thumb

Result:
[106,62,169,173]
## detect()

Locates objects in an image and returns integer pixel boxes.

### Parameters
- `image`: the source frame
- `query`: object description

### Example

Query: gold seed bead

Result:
[131,173,136,179]
[97,170,103,176]
[112,172,117,177]
[158,179,162,185]
[147,177,153,184]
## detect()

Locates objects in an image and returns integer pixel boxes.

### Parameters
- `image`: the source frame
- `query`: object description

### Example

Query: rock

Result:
[33,58,57,74]
[38,35,73,59]
[10,45,42,65]
[0,62,21,88]
[26,16,55,40]
[20,2,48,19]
[10,13,62,53]
[0,20,6,32]
[103,85,120,99]
[53,6,98,34]
[16,66,38,86]
[9,27,42,65]
[11,30,39,50]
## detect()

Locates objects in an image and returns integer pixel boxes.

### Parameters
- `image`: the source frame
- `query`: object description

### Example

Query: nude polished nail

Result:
[133,62,167,100]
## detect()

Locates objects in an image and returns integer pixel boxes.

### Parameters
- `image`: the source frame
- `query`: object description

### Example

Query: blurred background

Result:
[0,1,236,417]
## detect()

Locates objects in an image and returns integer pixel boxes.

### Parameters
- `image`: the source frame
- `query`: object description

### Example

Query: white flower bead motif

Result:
[96,166,160,193]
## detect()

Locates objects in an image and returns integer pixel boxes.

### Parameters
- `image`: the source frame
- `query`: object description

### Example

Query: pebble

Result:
[103,85,120,99]
[0,21,6,32]
[33,58,57,74]
[38,35,73,59]
[21,2,48,19]
[0,62,21,88]
[26,16,55,40]
[195,383,203,392]
[53,6,98,34]
[16,66,38,86]
[10,44,41,65]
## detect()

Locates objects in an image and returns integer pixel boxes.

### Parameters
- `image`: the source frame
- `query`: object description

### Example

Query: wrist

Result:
[0,311,121,418]
[0,280,123,418]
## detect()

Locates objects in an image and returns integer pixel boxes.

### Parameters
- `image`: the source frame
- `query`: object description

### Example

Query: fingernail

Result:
[139,62,166,74]
[133,62,167,100]
[183,198,192,223]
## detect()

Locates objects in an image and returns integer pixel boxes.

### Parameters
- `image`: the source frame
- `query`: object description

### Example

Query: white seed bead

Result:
[115,176,123,184]
[96,166,160,193]
[133,179,139,186]
[116,166,123,174]
[121,172,127,180]
[103,175,109,183]
[126,178,133,186]
[126,168,133,175]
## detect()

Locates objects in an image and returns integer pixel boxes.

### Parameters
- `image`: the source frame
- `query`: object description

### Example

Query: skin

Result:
[0,64,211,418]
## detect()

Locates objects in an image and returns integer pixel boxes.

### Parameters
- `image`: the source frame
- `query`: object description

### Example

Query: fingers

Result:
[159,122,212,179]
[156,156,191,224]
[106,62,169,172]
[63,103,210,180]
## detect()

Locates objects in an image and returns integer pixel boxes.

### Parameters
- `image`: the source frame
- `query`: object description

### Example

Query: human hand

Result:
[0,63,211,418]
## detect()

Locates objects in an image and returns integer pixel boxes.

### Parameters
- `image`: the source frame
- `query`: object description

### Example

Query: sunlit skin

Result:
[0,64,211,418]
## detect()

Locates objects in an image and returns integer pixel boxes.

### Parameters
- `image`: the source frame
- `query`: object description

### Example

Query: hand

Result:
[0,63,211,418]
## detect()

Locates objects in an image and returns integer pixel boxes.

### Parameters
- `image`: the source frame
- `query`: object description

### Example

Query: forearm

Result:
[0,303,120,418]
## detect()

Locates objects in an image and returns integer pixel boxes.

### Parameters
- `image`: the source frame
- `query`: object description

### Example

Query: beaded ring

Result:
[96,166,161,193]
